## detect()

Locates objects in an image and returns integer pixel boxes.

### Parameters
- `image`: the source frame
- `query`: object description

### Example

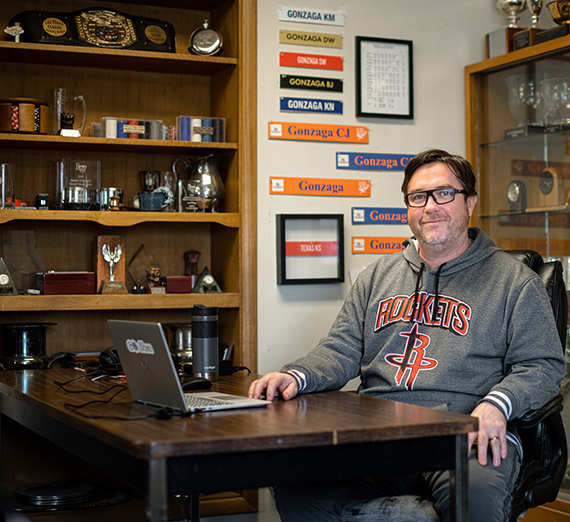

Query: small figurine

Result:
[4,22,24,43]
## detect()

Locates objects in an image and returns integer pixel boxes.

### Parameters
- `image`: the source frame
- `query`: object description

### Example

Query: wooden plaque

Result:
[95,235,127,294]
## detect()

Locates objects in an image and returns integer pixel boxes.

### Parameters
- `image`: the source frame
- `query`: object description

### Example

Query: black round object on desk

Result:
[0,322,56,369]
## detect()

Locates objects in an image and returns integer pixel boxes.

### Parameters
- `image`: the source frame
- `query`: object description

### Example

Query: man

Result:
[249,149,566,522]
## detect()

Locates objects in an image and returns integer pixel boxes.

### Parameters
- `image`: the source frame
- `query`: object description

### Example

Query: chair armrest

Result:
[514,394,564,429]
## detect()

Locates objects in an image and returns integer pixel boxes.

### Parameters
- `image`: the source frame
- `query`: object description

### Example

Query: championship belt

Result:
[9,7,175,53]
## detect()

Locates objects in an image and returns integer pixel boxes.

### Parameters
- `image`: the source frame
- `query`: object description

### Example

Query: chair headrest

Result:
[505,250,568,351]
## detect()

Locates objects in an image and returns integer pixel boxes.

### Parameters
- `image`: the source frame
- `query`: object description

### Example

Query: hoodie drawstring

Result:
[411,263,425,322]
[432,263,445,324]
[411,262,445,324]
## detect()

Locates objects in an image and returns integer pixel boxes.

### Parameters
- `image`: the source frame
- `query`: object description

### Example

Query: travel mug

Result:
[191,305,218,381]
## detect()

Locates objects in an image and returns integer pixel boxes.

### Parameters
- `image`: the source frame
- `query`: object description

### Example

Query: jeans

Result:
[274,440,521,522]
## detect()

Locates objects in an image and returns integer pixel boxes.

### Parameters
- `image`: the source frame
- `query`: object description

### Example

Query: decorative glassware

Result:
[505,75,545,126]
[541,77,570,124]
[172,154,225,212]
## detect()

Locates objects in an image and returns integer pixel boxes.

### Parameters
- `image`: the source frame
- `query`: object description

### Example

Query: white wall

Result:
[256,1,536,374]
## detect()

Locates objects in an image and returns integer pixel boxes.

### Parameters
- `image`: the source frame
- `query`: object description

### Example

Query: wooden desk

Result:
[0,369,477,522]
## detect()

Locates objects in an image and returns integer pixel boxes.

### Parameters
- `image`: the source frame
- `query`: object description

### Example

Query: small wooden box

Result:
[43,272,96,295]
[166,276,195,293]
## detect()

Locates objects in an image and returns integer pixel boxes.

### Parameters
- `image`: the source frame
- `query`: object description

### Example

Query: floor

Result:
[201,488,281,522]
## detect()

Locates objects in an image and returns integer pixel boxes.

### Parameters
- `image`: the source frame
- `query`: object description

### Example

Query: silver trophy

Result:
[496,0,527,27]
[528,0,544,27]
[102,244,122,282]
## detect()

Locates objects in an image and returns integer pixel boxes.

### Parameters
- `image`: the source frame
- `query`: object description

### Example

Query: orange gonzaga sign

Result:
[270,177,371,197]
[280,51,343,70]
[268,121,369,143]
[352,236,407,254]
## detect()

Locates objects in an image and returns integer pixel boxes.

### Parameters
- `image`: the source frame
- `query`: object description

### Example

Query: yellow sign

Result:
[279,29,343,49]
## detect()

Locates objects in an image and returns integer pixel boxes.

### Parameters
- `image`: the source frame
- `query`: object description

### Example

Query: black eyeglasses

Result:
[405,188,468,208]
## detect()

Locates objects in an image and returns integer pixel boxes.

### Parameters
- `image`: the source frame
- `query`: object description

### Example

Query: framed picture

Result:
[355,36,413,119]
[276,214,344,285]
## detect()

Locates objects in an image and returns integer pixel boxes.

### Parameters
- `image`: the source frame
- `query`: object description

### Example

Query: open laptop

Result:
[107,319,270,412]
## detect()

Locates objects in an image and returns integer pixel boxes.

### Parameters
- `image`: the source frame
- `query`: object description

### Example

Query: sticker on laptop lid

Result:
[126,339,155,355]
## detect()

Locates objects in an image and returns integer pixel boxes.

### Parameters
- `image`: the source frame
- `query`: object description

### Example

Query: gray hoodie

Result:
[283,228,566,431]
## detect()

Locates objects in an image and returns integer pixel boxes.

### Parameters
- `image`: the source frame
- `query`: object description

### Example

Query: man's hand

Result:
[248,372,299,401]
[468,402,507,467]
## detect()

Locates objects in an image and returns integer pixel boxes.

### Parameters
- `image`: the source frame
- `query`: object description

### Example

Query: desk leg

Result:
[147,458,168,522]
[450,433,469,522]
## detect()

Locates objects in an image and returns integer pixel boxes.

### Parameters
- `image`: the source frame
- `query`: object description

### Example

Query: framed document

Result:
[276,214,344,285]
[355,36,413,119]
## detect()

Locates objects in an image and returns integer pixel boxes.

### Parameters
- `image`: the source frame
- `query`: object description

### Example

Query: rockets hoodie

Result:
[283,228,566,439]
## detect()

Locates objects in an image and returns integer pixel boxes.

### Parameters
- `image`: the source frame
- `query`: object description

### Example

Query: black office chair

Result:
[507,250,567,520]
[341,250,568,522]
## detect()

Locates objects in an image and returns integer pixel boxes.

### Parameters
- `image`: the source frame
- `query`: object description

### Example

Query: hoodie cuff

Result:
[285,370,307,392]
[480,390,513,421]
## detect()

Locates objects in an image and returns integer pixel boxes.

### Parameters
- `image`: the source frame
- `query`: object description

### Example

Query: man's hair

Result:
[401,149,478,198]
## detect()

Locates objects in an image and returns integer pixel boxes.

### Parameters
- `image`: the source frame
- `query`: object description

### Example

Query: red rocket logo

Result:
[384,323,438,390]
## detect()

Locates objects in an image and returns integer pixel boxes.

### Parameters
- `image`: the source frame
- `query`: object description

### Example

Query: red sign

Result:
[280,51,343,71]
[286,241,338,256]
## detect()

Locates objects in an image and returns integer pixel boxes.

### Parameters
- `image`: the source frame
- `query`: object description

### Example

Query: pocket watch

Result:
[188,20,223,56]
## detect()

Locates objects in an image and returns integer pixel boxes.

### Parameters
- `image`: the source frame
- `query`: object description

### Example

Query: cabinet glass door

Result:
[467,42,570,501]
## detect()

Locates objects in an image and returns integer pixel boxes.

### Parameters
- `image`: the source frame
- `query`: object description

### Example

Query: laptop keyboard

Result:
[184,394,234,410]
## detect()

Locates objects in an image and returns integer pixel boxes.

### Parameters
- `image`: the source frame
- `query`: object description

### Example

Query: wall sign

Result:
[352,236,407,254]
[278,7,345,27]
[279,29,343,48]
[336,152,412,170]
[276,214,345,285]
[280,97,343,114]
[352,208,408,225]
[269,122,369,143]
[270,177,371,197]
[280,51,343,71]
[280,74,343,92]
[356,36,413,119]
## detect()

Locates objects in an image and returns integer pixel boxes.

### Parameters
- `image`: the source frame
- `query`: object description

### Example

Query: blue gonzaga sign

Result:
[336,152,413,171]
[352,207,408,225]
[280,97,343,114]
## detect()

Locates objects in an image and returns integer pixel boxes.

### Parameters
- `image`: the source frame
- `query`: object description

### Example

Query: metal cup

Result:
[0,164,15,209]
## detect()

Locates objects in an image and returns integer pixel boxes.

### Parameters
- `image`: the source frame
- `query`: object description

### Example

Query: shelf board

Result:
[0,293,240,312]
[466,34,570,75]
[0,133,237,154]
[480,204,570,219]
[0,42,237,75]
[0,209,239,227]
[479,127,569,156]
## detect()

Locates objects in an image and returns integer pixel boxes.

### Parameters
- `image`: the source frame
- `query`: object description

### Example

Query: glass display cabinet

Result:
[466,36,570,520]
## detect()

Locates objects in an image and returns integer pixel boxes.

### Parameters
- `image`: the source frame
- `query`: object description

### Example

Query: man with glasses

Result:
[249,149,566,522]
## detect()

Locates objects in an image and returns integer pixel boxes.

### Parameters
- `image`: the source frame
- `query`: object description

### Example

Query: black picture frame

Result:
[355,36,413,119]
[276,214,344,285]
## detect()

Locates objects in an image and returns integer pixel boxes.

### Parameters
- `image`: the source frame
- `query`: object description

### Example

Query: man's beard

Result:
[412,205,470,251]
